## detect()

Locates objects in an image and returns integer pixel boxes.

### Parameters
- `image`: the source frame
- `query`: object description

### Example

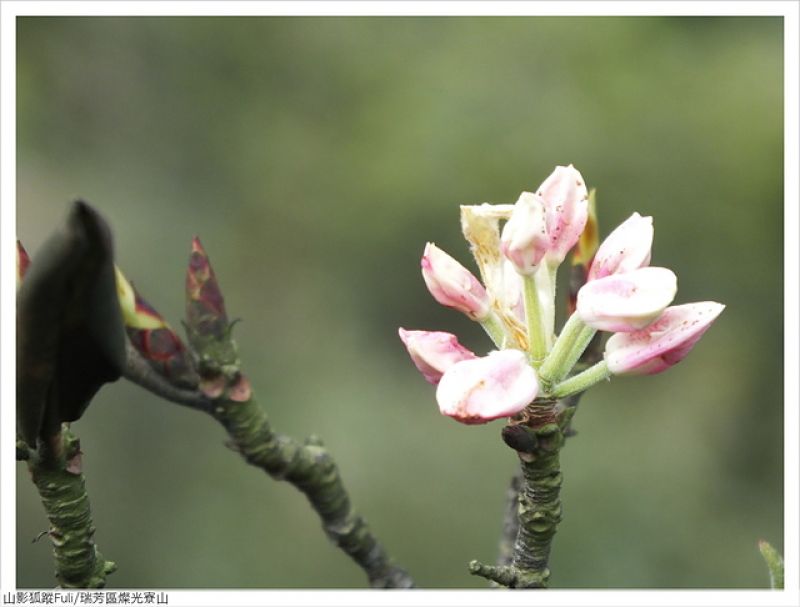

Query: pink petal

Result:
[500,191,549,275]
[605,302,725,375]
[421,243,491,320]
[436,349,538,424]
[588,212,653,281]
[398,328,477,385]
[536,165,589,264]
[576,267,677,332]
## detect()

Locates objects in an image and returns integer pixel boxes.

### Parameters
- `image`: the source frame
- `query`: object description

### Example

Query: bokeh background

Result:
[16,16,783,588]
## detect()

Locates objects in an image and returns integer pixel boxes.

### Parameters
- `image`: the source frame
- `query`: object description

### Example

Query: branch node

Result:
[468,560,517,587]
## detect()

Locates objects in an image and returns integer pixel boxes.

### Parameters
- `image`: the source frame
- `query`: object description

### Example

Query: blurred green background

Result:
[16,16,783,588]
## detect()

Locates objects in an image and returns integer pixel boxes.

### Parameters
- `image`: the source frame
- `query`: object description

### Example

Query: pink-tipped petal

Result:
[398,328,477,385]
[588,212,653,281]
[500,191,549,275]
[605,302,725,375]
[436,349,538,424]
[421,243,491,320]
[576,267,678,332]
[536,165,589,265]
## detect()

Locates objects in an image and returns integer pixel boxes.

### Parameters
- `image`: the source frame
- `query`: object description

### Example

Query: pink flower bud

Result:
[536,165,589,264]
[17,240,31,289]
[500,191,549,275]
[421,242,491,320]
[576,267,677,332]
[605,302,725,375]
[588,212,653,281]
[436,349,538,424]
[398,328,477,385]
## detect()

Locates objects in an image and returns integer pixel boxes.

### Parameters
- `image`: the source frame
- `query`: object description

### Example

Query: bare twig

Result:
[122,340,212,413]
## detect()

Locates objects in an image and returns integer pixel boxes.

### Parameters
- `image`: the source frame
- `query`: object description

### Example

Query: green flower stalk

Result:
[499,192,550,363]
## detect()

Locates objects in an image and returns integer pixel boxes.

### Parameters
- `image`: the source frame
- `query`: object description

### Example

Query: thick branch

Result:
[512,443,562,587]
[22,428,115,588]
[477,402,563,589]
[210,394,415,588]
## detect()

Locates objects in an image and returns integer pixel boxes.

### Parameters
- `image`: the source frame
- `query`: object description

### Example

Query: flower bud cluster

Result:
[399,166,724,424]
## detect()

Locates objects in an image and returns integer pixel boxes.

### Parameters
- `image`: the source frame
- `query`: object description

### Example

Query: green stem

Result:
[539,314,596,389]
[758,540,784,589]
[523,274,547,365]
[551,360,611,399]
[480,312,507,349]
[23,428,116,588]
[544,263,559,350]
[555,325,597,385]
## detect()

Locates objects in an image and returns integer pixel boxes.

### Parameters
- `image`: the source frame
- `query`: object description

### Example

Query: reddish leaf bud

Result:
[186,236,230,341]
[116,267,198,389]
